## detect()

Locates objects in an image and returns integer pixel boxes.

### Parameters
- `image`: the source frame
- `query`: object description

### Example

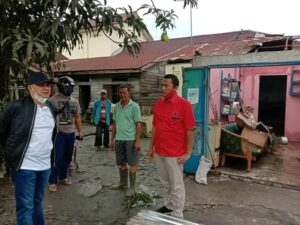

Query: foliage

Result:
[128,192,154,208]
[0,0,197,80]
[0,0,198,110]
[126,190,161,215]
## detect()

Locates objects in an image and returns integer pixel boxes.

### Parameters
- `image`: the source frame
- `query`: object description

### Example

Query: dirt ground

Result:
[1,124,300,225]
[0,125,164,225]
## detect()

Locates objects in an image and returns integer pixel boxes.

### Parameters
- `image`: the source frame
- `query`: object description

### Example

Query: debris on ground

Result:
[127,192,155,209]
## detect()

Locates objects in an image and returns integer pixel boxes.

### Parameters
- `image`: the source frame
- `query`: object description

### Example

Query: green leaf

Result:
[34,42,46,57]
[1,37,11,47]
[26,41,33,59]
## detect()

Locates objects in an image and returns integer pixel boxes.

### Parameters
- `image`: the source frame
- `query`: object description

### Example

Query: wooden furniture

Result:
[220,124,264,172]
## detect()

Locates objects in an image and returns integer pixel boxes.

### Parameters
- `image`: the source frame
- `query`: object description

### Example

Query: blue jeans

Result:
[49,132,75,184]
[11,168,50,225]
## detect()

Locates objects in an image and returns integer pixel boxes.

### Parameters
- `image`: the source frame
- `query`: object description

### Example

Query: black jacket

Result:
[0,96,56,170]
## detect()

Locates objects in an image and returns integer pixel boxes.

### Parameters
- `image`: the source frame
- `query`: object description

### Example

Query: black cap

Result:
[28,72,54,85]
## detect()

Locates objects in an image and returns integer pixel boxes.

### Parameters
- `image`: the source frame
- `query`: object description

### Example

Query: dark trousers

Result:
[94,121,109,147]
[49,132,75,184]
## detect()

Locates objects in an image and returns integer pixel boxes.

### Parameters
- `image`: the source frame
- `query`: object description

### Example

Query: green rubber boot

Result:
[126,172,136,197]
[112,168,128,190]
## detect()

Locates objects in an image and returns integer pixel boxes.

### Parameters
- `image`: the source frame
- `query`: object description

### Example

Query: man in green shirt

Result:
[110,84,141,197]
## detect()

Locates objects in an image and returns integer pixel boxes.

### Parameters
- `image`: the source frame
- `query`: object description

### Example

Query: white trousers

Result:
[155,154,185,218]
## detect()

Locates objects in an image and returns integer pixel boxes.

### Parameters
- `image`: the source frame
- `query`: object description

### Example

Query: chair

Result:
[220,124,264,172]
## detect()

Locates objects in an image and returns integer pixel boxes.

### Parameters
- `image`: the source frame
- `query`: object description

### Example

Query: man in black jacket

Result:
[0,72,55,225]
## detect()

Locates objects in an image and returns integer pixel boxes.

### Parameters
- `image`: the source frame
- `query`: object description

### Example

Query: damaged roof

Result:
[155,36,292,62]
[54,30,289,74]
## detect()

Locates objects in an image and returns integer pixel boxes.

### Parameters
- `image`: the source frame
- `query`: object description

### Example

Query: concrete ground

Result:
[216,141,300,189]
[0,123,300,225]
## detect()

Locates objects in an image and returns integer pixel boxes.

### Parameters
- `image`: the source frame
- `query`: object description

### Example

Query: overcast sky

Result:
[108,0,300,40]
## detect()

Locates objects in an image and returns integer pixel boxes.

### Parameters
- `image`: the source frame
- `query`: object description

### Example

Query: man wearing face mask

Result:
[48,76,83,192]
[148,74,196,219]
[0,71,56,225]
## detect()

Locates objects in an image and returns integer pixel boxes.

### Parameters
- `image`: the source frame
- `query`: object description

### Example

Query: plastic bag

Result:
[195,156,212,185]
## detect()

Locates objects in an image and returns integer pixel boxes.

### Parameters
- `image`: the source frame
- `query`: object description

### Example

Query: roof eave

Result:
[54,68,141,76]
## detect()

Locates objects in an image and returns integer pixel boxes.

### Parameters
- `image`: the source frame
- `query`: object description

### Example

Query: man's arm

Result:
[185,129,194,155]
[110,121,116,151]
[147,127,155,160]
[178,129,194,164]
[134,121,141,151]
[75,112,83,139]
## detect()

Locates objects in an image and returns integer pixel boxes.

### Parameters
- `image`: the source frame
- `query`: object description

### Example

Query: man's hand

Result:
[109,140,115,151]
[147,147,154,161]
[147,129,155,161]
[177,152,191,164]
[134,140,141,152]
[76,132,83,141]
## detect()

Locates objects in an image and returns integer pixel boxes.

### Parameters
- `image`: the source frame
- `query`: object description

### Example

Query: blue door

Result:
[182,67,208,173]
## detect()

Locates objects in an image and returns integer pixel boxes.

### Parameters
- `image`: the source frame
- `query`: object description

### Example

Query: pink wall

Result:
[209,65,300,142]
[209,68,236,122]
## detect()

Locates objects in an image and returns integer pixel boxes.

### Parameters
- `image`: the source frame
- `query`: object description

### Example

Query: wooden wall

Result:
[140,62,166,115]
[59,64,166,116]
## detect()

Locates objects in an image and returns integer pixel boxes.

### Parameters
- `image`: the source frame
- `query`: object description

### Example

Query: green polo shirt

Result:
[113,99,141,140]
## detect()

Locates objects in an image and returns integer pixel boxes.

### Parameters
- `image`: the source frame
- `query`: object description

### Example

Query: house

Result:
[62,11,153,59]
[55,30,283,115]
[208,59,300,142]
[54,29,300,143]
[186,49,300,143]
[153,33,300,142]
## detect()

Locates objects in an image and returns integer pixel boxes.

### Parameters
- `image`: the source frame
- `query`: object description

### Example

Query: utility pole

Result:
[175,0,193,45]
[190,4,193,45]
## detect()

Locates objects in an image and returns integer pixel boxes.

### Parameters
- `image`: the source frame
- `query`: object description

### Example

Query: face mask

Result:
[64,86,73,96]
[60,85,73,96]
[33,93,48,104]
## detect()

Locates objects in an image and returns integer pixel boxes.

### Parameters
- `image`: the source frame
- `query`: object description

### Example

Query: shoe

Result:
[59,179,72,185]
[156,206,173,214]
[48,184,58,192]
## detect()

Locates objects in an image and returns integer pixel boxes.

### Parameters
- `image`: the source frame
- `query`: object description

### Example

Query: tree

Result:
[0,0,197,102]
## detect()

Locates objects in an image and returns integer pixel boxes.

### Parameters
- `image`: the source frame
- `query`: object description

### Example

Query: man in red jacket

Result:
[148,74,196,218]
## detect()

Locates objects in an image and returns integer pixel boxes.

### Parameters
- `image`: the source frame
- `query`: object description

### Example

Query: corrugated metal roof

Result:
[57,53,68,61]
[155,36,287,62]
[54,30,282,74]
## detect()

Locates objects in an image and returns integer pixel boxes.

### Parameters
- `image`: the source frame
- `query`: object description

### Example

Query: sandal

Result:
[59,179,72,185]
[48,184,57,192]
